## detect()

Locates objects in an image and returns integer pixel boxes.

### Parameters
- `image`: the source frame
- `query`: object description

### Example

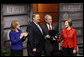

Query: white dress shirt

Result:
[46,23,52,30]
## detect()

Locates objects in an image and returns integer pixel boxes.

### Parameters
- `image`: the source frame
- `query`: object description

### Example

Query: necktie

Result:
[49,24,52,30]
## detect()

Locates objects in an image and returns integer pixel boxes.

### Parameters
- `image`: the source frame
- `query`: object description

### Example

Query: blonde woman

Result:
[9,20,28,56]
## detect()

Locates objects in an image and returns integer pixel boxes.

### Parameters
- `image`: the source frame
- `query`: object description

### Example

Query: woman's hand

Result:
[20,32,28,39]
[73,50,76,54]
[23,32,28,37]
[20,33,24,39]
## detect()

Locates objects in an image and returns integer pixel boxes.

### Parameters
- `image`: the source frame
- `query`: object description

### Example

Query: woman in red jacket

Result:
[57,18,77,56]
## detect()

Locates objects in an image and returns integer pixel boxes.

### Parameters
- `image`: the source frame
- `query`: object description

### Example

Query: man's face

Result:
[33,14,40,23]
[45,16,52,24]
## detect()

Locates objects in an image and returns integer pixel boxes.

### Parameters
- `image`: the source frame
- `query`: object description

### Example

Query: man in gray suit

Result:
[42,14,58,56]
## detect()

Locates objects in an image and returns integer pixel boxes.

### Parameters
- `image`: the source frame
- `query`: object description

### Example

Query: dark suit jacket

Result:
[42,23,58,56]
[26,21,45,54]
[42,23,58,36]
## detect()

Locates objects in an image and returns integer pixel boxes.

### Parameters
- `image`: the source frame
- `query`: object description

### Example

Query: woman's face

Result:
[64,21,70,28]
[16,23,20,29]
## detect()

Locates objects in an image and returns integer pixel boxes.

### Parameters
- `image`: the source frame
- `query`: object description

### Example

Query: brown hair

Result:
[33,13,39,18]
[10,20,20,31]
[65,18,72,26]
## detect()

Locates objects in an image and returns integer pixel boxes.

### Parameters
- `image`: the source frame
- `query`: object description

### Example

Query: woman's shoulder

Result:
[9,29,22,33]
[62,28,66,31]
[9,30,15,35]
[18,29,22,31]
[71,28,76,32]
[18,29,22,33]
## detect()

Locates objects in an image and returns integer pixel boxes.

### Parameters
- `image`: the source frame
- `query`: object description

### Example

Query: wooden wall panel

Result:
[39,13,58,26]
[3,4,28,15]
[38,4,58,12]
[33,4,59,26]
[33,4,37,13]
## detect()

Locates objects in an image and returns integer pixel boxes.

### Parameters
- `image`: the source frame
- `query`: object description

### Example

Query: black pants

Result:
[27,48,41,56]
[27,44,43,56]
[62,47,74,56]
[45,39,53,56]
[45,39,59,56]
[11,50,23,56]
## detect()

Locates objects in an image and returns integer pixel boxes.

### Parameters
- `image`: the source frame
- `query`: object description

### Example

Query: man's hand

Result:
[45,35,50,38]
[33,48,36,52]
[53,38,56,40]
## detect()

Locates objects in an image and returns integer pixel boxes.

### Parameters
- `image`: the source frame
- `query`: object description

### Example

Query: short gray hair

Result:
[44,14,52,20]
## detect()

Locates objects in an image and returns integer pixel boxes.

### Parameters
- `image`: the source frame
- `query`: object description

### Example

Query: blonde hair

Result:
[65,18,72,26]
[10,20,20,31]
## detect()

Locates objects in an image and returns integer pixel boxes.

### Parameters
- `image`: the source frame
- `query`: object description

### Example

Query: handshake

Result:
[20,32,28,39]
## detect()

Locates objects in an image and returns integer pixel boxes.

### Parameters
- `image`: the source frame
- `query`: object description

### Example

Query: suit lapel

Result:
[45,24,49,30]
[52,23,54,30]
[32,22,43,35]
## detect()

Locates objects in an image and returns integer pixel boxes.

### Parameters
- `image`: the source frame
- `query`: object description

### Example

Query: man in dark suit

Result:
[26,14,45,56]
[42,14,58,56]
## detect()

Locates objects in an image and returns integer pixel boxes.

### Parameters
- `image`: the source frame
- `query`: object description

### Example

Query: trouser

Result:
[27,48,42,56]
[45,39,59,56]
[27,44,44,56]
[45,39,53,56]
[11,50,23,56]
[62,47,74,56]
